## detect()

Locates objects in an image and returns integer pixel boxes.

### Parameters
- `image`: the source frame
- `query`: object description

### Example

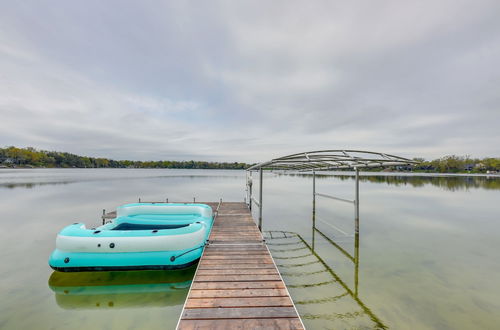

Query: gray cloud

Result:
[0,0,499,162]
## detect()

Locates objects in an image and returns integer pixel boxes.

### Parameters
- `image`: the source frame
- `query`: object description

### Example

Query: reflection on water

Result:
[278,172,500,191]
[0,181,74,189]
[1,169,499,329]
[266,229,386,329]
[48,266,196,310]
[0,168,242,190]
[264,190,387,329]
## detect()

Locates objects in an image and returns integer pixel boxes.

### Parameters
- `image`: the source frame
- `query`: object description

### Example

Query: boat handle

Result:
[170,244,204,262]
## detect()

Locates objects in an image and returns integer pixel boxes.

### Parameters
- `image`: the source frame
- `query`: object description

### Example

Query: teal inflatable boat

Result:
[49,203,213,272]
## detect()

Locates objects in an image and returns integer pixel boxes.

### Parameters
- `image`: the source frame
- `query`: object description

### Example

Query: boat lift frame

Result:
[246,150,418,231]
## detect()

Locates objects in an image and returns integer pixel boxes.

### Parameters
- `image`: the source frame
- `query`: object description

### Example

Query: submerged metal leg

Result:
[355,168,359,234]
[354,231,359,297]
[258,168,263,231]
[312,221,316,251]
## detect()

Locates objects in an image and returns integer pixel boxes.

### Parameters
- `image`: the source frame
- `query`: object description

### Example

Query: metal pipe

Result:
[354,231,360,297]
[245,172,249,205]
[315,192,354,204]
[249,172,253,211]
[355,167,360,234]
[312,170,316,229]
[312,222,316,251]
[246,149,417,171]
[102,209,106,225]
[258,167,263,231]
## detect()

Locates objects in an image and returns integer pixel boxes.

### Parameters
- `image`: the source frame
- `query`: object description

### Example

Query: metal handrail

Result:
[251,196,260,207]
[315,216,352,237]
[315,192,354,204]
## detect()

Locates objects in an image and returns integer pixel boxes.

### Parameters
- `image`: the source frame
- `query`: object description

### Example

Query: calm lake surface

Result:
[0,169,499,330]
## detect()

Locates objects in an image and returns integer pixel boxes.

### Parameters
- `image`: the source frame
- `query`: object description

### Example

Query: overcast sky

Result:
[1,0,499,162]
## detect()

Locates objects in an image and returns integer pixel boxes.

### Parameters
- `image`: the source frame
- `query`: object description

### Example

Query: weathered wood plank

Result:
[201,255,271,260]
[196,269,279,275]
[177,318,303,330]
[210,233,260,236]
[209,237,263,241]
[203,253,269,258]
[210,231,261,235]
[197,264,276,270]
[199,259,274,265]
[195,274,282,282]
[191,281,285,290]
[182,307,299,319]
[185,296,294,308]
[204,249,267,253]
[209,240,264,243]
[189,288,289,298]
[206,245,266,249]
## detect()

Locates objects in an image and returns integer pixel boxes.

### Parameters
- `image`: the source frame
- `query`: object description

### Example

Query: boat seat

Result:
[111,223,190,231]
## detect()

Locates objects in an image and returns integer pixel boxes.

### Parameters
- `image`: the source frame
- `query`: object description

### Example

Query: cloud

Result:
[0,0,499,162]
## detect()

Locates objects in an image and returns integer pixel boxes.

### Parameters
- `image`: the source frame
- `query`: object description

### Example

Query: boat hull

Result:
[49,203,213,272]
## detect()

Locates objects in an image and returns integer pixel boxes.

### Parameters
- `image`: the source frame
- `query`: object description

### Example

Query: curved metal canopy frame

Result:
[245,150,419,232]
[247,149,418,172]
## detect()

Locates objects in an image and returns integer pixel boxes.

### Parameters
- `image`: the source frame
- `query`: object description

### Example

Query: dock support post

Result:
[258,168,263,231]
[354,167,360,295]
[354,168,359,234]
[312,170,316,229]
[102,209,106,225]
[248,172,253,211]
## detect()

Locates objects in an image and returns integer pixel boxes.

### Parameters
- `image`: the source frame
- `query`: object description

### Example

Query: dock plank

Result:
[191,281,285,290]
[185,296,294,308]
[177,319,304,330]
[182,306,298,319]
[196,269,279,275]
[189,288,289,298]
[177,202,303,330]
[198,264,277,270]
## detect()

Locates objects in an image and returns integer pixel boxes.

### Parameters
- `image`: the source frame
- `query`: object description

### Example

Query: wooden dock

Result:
[176,202,304,329]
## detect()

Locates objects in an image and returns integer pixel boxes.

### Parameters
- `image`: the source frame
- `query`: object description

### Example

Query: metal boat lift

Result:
[246,150,418,231]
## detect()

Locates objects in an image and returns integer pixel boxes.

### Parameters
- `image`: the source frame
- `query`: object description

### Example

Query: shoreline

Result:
[0,167,499,178]
[319,171,500,178]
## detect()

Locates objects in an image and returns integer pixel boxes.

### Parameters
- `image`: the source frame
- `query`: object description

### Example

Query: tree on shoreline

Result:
[0,146,250,169]
[0,146,498,173]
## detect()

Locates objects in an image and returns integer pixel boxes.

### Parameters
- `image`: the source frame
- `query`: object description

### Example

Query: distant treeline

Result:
[410,156,499,173]
[0,147,499,173]
[0,147,250,169]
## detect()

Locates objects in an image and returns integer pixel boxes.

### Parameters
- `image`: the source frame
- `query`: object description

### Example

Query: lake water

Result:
[0,169,499,330]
